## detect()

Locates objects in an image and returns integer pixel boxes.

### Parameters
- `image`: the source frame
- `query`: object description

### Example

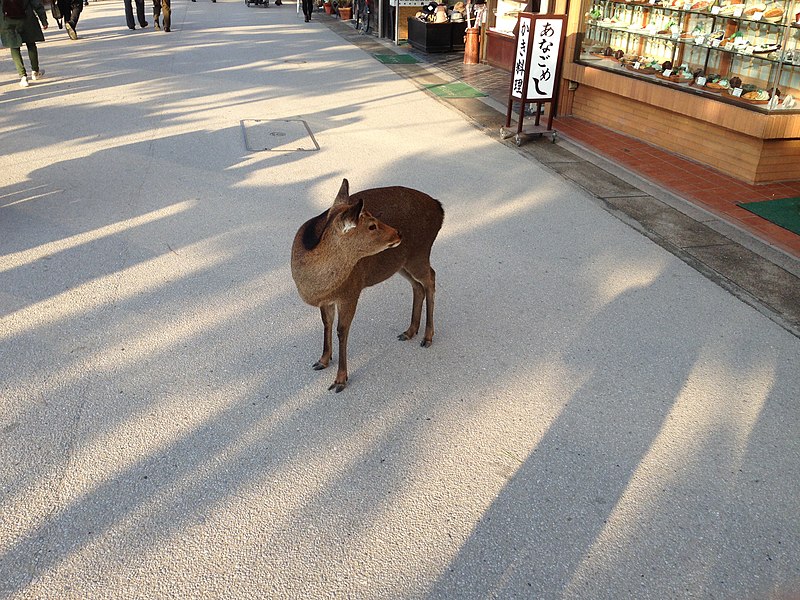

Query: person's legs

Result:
[10,47,26,77]
[152,0,161,29]
[26,42,40,73]
[64,1,81,38]
[162,0,170,30]
[69,0,82,27]
[124,0,136,27]
[135,0,148,27]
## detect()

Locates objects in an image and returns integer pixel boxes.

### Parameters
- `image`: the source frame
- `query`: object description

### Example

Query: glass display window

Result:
[577,0,800,111]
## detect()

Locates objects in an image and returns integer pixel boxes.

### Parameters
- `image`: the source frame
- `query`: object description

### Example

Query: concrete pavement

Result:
[1,1,799,598]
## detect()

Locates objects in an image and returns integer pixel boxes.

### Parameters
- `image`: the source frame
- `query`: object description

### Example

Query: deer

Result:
[290,178,444,392]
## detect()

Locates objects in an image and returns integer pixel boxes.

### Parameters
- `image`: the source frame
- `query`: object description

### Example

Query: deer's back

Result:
[353,186,444,287]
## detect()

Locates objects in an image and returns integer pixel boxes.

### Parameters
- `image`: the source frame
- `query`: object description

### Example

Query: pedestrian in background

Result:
[55,0,82,39]
[124,0,148,29]
[1,0,48,87]
[301,0,312,19]
[152,0,169,31]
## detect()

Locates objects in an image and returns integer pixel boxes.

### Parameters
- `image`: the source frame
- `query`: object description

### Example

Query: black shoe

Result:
[164,26,170,31]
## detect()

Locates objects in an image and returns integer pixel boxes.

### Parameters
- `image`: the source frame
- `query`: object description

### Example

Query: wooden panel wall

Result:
[758,140,800,182]
[572,86,766,182]
[572,86,800,183]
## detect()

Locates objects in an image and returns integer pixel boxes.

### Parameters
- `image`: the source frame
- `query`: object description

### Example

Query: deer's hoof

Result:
[329,381,347,393]
[313,361,328,370]
[420,339,432,348]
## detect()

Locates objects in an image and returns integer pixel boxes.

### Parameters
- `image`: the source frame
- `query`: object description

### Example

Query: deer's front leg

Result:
[314,303,336,370]
[330,299,358,393]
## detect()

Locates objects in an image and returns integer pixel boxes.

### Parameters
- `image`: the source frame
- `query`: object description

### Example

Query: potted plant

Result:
[324,0,333,14]
[337,0,353,19]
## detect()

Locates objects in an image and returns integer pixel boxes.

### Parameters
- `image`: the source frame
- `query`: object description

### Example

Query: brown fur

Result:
[291,178,444,392]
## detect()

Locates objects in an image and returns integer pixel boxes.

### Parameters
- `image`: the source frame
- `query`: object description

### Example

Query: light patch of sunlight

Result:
[0,186,62,208]
[0,235,229,341]
[591,256,666,307]
[179,87,274,110]
[0,200,195,273]
[439,191,551,241]
[563,345,776,594]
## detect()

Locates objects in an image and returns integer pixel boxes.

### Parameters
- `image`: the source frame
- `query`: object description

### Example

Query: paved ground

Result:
[1,2,799,598]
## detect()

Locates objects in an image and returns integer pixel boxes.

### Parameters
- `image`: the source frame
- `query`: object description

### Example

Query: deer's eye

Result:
[369,224,377,231]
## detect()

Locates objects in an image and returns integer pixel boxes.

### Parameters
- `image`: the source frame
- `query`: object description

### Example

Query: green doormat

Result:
[738,197,800,235]
[424,82,487,98]
[373,54,419,64]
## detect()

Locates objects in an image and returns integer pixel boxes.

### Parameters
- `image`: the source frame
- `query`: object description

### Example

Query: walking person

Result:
[124,0,147,29]
[1,0,48,87]
[55,0,82,39]
[301,0,313,20]
[152,0,169,31]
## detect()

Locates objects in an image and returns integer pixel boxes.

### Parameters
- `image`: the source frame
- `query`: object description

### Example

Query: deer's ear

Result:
[340,199,363,233]
[333,178,350,206]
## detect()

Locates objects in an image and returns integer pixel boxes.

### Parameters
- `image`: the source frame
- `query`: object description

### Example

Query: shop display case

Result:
[485,0,541,69]
[407,17,469,52]
[576,0,800,112]
[493,0,530,32]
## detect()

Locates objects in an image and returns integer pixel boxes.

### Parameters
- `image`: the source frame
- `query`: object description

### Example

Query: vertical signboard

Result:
[526,17,563,100]
[503,13,567,145]
[511,15,533,100]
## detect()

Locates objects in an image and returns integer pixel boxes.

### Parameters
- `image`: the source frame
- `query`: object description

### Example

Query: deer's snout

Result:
[387,230,402,248]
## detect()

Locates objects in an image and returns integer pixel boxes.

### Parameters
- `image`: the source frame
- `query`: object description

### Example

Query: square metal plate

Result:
[241,119,319,152]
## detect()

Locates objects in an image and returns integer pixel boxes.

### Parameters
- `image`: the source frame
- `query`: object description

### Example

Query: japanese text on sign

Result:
[511,16,563,100]
[511,16,532,99]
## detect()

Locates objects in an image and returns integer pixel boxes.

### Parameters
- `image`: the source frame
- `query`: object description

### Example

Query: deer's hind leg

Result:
[399,265,436,347]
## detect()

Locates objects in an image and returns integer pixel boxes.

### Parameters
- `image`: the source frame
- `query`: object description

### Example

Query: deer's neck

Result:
[291,241,360,307]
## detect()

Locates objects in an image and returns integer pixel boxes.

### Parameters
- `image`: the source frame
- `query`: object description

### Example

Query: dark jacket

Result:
[0,0,48,48]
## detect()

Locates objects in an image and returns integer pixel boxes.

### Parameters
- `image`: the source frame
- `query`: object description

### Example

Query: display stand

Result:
[500,13,566,146]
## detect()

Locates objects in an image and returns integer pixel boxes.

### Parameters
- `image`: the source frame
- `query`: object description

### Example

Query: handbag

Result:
[51,0,64,28]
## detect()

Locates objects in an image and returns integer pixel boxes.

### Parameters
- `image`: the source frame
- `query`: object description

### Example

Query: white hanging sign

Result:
[511,15,533,99]
[511,16,564,100]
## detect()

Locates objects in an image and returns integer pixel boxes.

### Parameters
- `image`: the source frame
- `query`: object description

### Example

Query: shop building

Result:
[556,0,800,184]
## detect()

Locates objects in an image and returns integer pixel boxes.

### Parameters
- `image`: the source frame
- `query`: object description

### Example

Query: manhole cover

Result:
[241,119,319,152]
